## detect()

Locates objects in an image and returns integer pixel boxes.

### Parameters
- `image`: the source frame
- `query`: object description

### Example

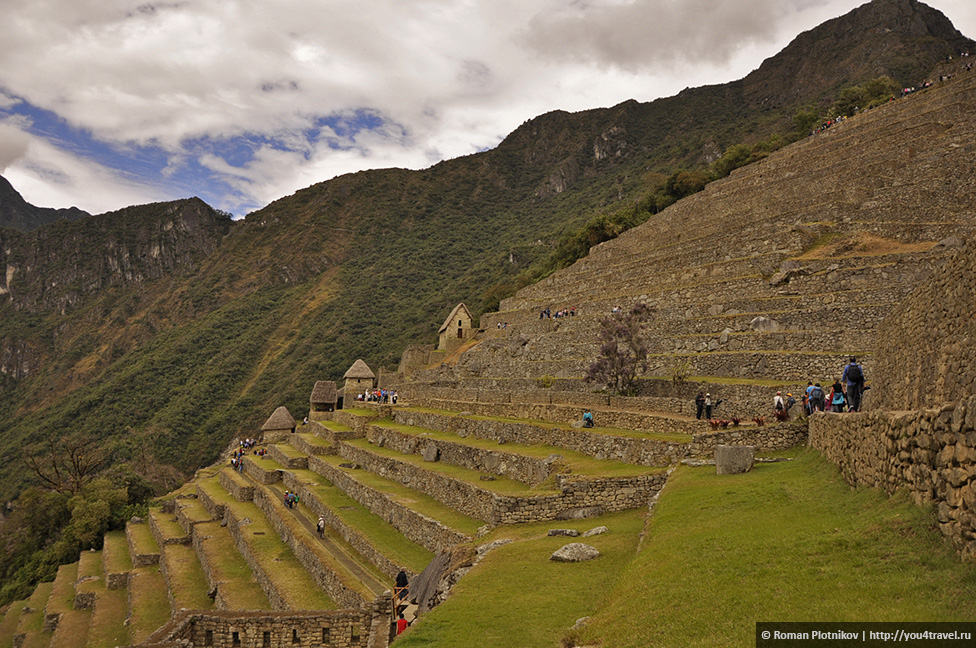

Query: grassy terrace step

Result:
[83,579,129,648]
[101,530,132,590]
[43,565,89,648]
[256,478,392,597]
[191,520,271,610]
[74,550,102,611]
[369,418,666,482]
[196,476,337,610]
[275,462,435,576]
[127,566,172,644]
[148,507,189,546]
[291,431,335,456]
[308,452,483,548]
[0,601,27,648]
[175,495,215,533]
[12,581,53,648]
[126,520,160,567]
[158,543,214,612]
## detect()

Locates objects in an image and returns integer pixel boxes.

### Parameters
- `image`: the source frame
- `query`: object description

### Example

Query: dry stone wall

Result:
[872,237,976,411]
[809,398,976,561]
[306,455,469,553]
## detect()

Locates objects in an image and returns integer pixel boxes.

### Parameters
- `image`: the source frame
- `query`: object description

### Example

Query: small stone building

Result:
[340,359,375,408]
[261,405,296,443]
[308,380,338,420]
[437,303,475,352]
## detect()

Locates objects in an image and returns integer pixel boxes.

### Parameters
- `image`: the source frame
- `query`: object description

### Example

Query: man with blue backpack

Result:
[841,357,866,412]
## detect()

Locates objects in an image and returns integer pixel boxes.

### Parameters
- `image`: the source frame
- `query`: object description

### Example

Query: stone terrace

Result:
[442,74,976,394]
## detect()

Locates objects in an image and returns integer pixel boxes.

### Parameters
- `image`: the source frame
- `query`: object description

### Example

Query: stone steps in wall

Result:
[11,581,54,648]
[194,475,337,611]
[188,519,272,611]
[126,519,161,569]
[300,451,481,554]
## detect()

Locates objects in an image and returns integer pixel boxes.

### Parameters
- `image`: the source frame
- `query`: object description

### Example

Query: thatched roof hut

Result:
[310,380,338,405]
[261,405,296,432]
[343,359,375,380]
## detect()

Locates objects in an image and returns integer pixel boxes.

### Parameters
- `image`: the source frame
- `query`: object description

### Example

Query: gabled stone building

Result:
[261,405,296,442]
[437,303,475,353]
[308,380,338,420]
[340,359,375,408]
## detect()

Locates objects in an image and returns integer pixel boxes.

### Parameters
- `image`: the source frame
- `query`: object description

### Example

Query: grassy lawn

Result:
[313,454,485,535]
[102,530,133,573]
[396,510,646,648]
[194,520,271,610]
[85,582,129,648]
[45,562,78,614]
[148,508,188,542]
[579,447,976,647]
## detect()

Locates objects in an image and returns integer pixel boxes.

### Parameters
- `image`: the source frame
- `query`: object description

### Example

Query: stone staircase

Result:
[449,73,976,399]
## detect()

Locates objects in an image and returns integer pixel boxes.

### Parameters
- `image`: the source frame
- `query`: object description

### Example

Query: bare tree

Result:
[586,303,654,395]
[22,428,108,494]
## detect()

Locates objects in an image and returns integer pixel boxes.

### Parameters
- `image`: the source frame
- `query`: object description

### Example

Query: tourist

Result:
[316,517,325,537]
[395,568,409,603]
[841,356,865,412]
[804,382,815,415]
[695,392,705,420]
[396,612,409,636]
[704,393,713,419]
[773,391,785,413]
[582,411,594,428]
[810,383,826,412]
[829,379,846,413]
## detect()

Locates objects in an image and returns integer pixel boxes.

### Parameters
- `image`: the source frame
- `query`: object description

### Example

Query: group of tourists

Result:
[790,356,867,416]
[283,490,300,508]
[494,322,509,329]
[540,306,576,318]
[694,392,724,420]
[357,389,398,404]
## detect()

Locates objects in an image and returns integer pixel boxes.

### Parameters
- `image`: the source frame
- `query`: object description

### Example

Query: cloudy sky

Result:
[1,0,974,218]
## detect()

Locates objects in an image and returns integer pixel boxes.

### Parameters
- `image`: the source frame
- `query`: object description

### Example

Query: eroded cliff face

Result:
[0,198,232,314]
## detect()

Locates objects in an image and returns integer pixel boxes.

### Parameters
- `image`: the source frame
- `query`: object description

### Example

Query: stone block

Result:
[550,543,600,563]
[715,445,755,475]
[548,529,580,537]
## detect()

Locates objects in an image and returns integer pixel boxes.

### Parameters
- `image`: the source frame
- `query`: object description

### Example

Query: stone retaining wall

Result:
[196,487,226,521]
[249,488,367,609]
[306,455,470,553]
[809,397,976,561]
[221,506,289,611]
[366,424,557,486]
[268,444,309,469]
[281,472,406,582]
[688,423,808,457]
[218,470,254,502]
[331,411,375,435]
[140,599,391,648]
[291,434,335,456]
[336,440,667,524]
[190,528,232,610]
[242,458,283,485]
[393,409,687,467]
[149,511,189,547]
[126,522,160,568]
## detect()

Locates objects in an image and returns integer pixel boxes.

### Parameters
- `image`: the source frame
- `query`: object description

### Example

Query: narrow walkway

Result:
[239,471,390,597]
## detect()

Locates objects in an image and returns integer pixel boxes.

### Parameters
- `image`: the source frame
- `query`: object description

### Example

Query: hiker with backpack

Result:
[841,356,866,412]
[809,382,826,412]
[829,378,846,412]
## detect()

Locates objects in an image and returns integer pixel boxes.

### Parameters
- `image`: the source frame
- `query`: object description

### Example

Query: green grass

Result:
[193,520,271,610]
[313,454,485,535]
[126,522,160,559]
[48,606,92,648]
[318,420,353,433]
[44,562,78,615]
[128,566,174,643]
[288,468,434,573]
[396,510,646,648]
[580,447,976,647]
[12,581,53,647]
[0,600,26,648]
[272,443,307,459]
[296,432,334,448]
[84,580,130,648]
[176,496,213,525]
[371,419,665,478]
[340,407,376,417]
[148,507,188,542]
[159,544,214,611]
[102,530,132,574]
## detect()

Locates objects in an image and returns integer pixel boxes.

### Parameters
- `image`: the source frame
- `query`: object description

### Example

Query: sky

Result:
[1,0,974,218]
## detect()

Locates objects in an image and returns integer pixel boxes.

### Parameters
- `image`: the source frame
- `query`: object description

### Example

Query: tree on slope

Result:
[586,303,654,395]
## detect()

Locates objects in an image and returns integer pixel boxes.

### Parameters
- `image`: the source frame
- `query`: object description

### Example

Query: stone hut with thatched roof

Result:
[437,303,475,353]
[261,405,296,443]
[308,380,338,420]
[340,359,375,408]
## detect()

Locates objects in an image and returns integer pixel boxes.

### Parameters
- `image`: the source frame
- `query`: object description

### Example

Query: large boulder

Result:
[715,445,755,475]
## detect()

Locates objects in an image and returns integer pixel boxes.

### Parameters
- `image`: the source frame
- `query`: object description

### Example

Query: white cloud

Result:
[0,0,973,214]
